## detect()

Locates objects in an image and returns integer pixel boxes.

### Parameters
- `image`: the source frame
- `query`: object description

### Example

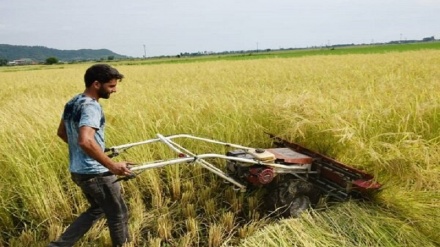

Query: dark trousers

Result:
[49,173,130,247]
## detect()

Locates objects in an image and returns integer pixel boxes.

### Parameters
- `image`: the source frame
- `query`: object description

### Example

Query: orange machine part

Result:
[266,148,313,164]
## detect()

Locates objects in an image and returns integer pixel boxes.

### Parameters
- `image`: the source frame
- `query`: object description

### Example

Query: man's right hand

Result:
[108,161,132,176]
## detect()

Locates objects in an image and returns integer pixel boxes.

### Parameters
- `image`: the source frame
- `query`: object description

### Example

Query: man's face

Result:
[97,79,118,99]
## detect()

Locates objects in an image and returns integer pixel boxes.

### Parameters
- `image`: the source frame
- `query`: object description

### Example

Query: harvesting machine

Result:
[106,133,381,217]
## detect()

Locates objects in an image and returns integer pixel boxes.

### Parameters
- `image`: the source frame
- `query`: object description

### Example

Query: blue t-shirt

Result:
[62,94,108,174]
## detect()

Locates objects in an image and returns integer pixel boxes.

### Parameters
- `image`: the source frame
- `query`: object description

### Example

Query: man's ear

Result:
[92,81,100,89]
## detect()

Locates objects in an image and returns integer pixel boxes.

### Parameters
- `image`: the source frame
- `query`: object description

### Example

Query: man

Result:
[50,64,132,247]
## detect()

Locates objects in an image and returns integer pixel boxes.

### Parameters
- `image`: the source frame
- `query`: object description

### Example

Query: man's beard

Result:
[98,87,111,99]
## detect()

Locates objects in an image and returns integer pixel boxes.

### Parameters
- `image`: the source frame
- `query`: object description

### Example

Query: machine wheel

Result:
[265,178,319,218]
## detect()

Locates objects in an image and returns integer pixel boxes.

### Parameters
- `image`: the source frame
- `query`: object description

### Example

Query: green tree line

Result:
[0,44,126,62]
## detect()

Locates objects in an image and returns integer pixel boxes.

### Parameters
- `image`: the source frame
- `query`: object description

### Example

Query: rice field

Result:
[0,47,439,246]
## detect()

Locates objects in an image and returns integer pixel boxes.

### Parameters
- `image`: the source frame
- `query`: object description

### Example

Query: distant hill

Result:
[0,44,128,62]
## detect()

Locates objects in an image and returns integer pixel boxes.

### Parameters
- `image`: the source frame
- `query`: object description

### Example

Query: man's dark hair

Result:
[84,64,124,87]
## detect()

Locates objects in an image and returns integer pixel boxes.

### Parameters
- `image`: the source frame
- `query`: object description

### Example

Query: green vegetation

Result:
[220,41,440,60]
[0,44,126,62]
[0,44,439,246]
[114,41,440,66]
[45,57,59,65]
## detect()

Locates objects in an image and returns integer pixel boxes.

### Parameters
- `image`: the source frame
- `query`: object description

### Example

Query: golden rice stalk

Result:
[157,214,172,241]
[220,211,235,232]
[147,237,162,247]
[178,233,195,247]
[183,203,196,218]
[208,223,224,247]
[185,217,199,237]
[181,191,195,206]
[247,196,259,212]
[237,222,259,239]
[171,176,181,200]
[204,198,216,216]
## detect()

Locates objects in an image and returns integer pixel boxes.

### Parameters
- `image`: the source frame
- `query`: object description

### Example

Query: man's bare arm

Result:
[57,120,68,143]
[78,126,131,176]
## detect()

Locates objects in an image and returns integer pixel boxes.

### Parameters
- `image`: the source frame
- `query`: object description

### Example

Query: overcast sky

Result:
[1,0,439,57]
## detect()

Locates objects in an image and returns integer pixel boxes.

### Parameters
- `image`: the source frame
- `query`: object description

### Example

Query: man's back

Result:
[63,93,107,174]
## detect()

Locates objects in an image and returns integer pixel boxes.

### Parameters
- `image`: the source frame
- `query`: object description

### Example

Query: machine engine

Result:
[226,147,313,187]
[226,147,319,217]
[226,141,381,217]
[226,149,276,186]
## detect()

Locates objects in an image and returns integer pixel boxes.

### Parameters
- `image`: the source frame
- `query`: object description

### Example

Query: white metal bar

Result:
[108,133,251,151]
[131,154,309,171]
[157,134,185,154]
[158,135,226,174]
[130,155,248,191]
[155,134,248,191]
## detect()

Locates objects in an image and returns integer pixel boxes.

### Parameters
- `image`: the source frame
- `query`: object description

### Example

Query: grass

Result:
[113,41,440,66]
[240,201,438,247]
[0,44,439,246]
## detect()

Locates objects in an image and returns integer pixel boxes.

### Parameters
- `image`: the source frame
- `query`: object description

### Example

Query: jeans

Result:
[49,173,130,247]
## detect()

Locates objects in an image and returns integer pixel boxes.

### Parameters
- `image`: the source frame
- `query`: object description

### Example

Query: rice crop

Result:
[0,48,439,246]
